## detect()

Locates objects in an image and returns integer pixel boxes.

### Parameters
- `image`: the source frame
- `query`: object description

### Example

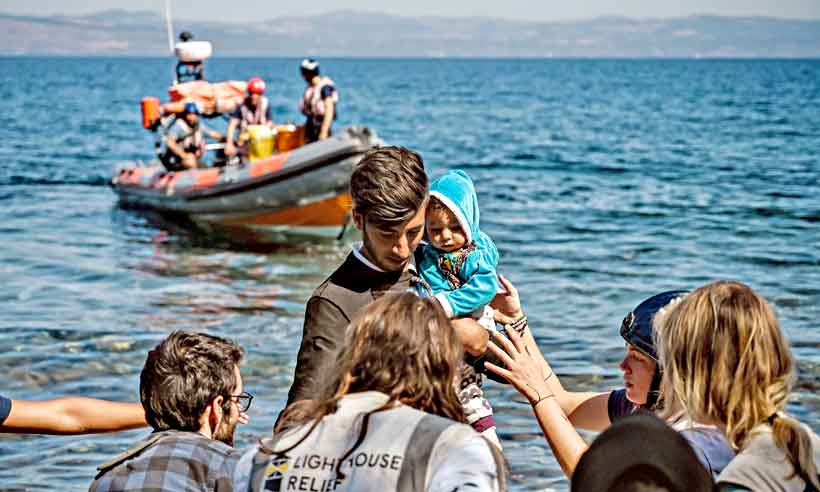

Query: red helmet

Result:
[247,77,266,95]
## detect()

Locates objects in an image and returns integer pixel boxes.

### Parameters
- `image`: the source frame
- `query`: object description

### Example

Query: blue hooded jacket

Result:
[419,170,499,318]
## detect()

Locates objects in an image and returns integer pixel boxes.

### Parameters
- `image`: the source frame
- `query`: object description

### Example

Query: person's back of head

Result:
[140,331,243,432]
[258,294,502,492]
[338,292,464,418]
[571,413,714,492]
[278,293,464,430]
[350,146,427,228]
[655,280,819,490]
[300,58,320,79]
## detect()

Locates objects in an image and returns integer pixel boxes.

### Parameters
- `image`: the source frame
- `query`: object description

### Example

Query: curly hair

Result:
[140,331,243,431]
[274,293,465,477]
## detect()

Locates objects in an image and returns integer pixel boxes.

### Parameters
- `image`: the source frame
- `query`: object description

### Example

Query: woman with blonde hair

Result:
[233,293,506,492]
[483,275,731,478]
[655,280,820,491]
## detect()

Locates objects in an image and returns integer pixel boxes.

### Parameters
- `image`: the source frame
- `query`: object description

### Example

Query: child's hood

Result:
[429,169,481,244]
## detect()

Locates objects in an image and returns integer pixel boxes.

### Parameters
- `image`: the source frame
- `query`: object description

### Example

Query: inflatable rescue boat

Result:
[111,126,380,240]
[114,34,381,242]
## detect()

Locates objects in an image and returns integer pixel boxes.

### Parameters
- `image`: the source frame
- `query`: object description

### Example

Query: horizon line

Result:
[2,54,819,60]
[1,8,820,24]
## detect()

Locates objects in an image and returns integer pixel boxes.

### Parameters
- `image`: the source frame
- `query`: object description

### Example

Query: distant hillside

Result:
[1,9,819,57]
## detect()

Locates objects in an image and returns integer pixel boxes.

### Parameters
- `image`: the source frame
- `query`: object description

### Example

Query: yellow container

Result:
[247,125,274,161]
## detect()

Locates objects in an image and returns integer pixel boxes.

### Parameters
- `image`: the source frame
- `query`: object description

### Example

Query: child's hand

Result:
[491,274,523,324]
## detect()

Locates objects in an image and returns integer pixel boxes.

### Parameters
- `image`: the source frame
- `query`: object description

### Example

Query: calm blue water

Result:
[0,57,819,491]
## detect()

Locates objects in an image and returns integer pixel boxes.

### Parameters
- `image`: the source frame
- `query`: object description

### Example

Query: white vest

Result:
[299,77,338,120]
[239,97,270,129]
[235,392,505,492]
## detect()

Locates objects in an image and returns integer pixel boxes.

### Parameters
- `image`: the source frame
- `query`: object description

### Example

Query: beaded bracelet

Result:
[506,315,528,336]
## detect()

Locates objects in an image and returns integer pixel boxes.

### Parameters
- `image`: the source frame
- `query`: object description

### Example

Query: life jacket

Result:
[175,61,204,83]
[160,118,204,171]
[238,96,270,129]
[172,118,203,153]
[299,77,338,121]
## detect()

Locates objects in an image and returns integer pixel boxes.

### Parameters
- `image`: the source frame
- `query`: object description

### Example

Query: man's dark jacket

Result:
[283,247,507,414]
[285,250,421,406]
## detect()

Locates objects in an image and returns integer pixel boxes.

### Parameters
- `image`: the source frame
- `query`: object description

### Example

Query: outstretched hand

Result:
[491,274,523,324]
[485,327,553,405]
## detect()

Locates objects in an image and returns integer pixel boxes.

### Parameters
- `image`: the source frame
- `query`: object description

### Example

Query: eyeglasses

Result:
[229,391,253,412]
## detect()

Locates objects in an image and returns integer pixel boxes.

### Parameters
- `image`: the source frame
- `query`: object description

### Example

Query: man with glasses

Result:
[91,331,252,492]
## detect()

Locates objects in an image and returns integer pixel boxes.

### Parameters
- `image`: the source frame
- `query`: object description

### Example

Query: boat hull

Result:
[111,127,378,241]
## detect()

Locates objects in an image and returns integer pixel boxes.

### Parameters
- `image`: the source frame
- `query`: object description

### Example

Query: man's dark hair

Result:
[140,331,244,431]
[349,146,428,227]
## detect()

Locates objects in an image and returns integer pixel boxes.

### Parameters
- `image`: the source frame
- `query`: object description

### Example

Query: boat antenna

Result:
[164,0,174,54]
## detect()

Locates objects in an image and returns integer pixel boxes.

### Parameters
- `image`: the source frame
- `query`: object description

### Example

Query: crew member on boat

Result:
[299,59,338,143]
[224,77,273,158]
[162,102,222,171]
[175,31,205,83]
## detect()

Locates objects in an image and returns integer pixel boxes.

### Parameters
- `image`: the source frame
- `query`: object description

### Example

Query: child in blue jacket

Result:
[420,169,499,328]
[419,169,501,447]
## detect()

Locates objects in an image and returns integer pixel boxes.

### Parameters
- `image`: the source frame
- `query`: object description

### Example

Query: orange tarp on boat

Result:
[165,80,248,115]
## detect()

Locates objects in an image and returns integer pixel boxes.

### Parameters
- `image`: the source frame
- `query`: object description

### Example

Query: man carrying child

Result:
[281,147,502,446]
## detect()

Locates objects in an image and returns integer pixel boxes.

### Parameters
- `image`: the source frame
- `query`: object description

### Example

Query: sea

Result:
[0,57,818,491]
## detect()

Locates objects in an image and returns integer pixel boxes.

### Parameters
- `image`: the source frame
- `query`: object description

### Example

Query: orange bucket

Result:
[274,125,305,151]
[141,96,161,129]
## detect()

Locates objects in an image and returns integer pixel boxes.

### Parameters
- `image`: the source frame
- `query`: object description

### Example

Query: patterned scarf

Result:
[437,242,477,289]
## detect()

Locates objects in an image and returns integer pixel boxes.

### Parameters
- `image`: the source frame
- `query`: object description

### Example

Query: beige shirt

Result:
[718,423,820,492]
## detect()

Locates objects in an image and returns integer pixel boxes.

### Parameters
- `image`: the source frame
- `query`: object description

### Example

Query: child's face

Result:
[426,204,467,252]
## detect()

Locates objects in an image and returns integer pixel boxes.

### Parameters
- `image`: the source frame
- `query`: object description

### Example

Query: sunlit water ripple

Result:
[0,57,818,491]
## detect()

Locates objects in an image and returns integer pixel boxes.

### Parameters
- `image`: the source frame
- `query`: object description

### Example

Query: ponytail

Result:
[771,413,820,490]
[655,281,819,490]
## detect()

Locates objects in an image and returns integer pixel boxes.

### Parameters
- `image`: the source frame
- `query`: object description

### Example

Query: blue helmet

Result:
[183,101,199,115]
[620,290,688,360]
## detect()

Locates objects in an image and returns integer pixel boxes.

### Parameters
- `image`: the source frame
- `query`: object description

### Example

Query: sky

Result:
[2,0,820,23]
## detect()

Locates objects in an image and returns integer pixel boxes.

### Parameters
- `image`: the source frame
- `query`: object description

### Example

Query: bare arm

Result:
[165,135,197,169]
[2,398,146,435]
[451,317,489,356]
[513,323,610,430]
[165,134,186,158]
[206,129,224,141]
[319,97,334,140]
[491,274,612,431]
[485,330,588,478]
[224,118,240,156]
[266,105,274,128]
[532,394,589,477]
